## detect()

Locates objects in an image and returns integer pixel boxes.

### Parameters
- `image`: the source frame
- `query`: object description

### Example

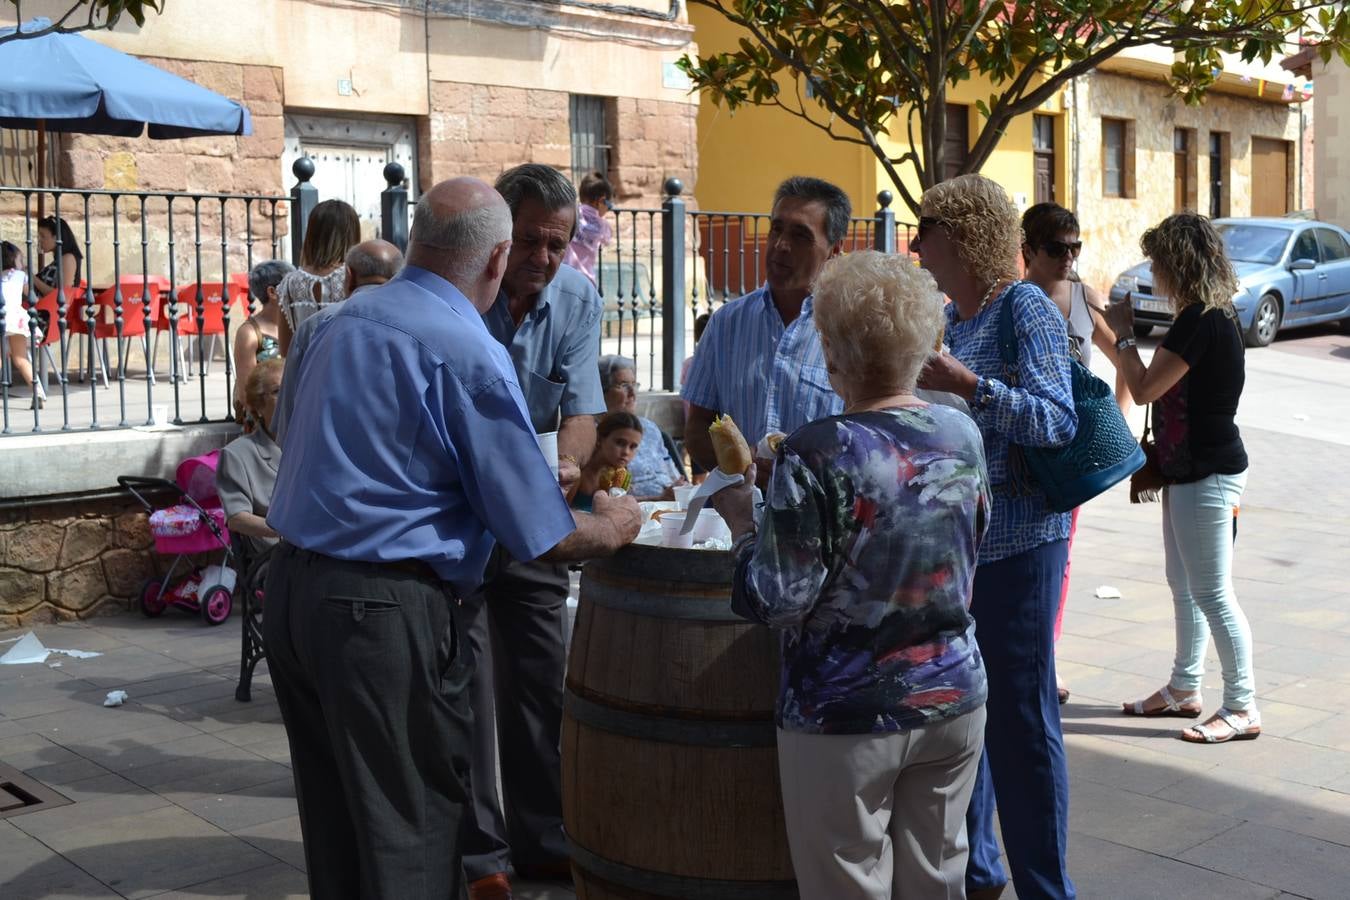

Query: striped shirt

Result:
[681,285,842,447]
[944,281,1076,563]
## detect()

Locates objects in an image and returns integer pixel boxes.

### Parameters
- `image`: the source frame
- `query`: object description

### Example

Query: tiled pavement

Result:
[1,427,1348,899]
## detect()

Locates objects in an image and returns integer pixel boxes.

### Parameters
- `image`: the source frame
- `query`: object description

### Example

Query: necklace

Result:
[974,279,1007,316]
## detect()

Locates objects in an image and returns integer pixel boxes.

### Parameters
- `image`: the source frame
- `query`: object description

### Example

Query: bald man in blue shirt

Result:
[264,176,641,900]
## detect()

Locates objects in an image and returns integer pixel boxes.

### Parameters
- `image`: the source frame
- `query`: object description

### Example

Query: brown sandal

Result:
[1122,685,1202,718]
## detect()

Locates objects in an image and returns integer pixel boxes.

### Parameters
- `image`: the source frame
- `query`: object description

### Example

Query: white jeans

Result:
[776,707,986,900]
[1163,471,1255,710]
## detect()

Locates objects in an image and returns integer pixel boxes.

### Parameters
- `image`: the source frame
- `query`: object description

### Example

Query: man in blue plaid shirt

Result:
[682,177,851,476]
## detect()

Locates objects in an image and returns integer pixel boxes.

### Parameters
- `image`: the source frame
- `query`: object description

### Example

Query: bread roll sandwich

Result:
[708,414,753,474]
[598,466,631,493]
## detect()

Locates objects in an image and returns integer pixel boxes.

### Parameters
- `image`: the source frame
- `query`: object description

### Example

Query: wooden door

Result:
[1251,138,1291,217]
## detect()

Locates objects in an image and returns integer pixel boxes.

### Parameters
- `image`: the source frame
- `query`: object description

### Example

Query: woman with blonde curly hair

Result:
[914,174,1078,900]
[1104,214,1256,745]
[712,250,991,899]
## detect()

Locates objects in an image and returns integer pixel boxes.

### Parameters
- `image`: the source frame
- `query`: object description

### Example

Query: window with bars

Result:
[569,95,611,187]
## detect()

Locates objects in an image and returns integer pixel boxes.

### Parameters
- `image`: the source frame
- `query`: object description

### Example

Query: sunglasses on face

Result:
[1042,239,1083,259]
[917,216,949,240]
[610,381,640,394]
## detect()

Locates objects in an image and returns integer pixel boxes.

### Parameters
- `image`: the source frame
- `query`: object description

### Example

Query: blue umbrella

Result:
[0,17,253,140]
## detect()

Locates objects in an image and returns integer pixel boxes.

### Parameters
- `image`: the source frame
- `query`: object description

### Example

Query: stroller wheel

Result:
[200,585,233,626]
[140,579,167,617]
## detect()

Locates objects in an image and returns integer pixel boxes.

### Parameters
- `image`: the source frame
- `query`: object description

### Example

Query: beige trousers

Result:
[777,707,986,900]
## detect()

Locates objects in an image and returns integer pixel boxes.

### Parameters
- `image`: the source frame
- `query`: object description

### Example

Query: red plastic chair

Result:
[23,283,84,389]
[77,278,163,385]
[154,281,245,380]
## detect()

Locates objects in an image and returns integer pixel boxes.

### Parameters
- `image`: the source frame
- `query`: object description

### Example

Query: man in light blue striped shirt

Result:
[682,177,851,472]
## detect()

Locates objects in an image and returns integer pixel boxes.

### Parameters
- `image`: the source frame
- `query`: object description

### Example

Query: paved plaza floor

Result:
[2,325,1348,898]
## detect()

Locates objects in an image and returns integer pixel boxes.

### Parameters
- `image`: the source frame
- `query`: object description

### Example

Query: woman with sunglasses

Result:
[1020,203,1124,707]
[915,175,1078,900]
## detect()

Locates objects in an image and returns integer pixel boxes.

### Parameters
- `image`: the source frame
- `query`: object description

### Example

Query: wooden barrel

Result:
[562,543,798,899]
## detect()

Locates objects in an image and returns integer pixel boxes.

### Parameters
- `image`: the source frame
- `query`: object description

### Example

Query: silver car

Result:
[1109,217,1350,347]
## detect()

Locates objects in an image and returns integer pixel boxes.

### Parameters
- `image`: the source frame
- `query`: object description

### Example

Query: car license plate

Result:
[1135,297,1171,315]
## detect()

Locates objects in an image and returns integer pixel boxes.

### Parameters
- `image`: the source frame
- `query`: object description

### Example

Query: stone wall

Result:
[1074,70,1302,292]
[419,81,698,206]
[1312,58,1348,229]
[3,496,148,626]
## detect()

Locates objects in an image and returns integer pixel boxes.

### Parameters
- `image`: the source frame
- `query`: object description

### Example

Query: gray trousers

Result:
[777,707,987,900]
[460,546,571,880]
[264,543,473,900]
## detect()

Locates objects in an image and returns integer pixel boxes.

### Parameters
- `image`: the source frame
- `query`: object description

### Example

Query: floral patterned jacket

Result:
[732,405,991,734]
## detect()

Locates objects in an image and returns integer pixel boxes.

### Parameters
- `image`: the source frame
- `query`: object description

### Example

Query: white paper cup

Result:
[659,513,694,549]
[536,430,559,479]
[150,404,169,426]
[672,484,697,509]
[693,509,730,543]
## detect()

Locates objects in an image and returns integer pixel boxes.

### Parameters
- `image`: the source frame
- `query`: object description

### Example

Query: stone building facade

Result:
[0,0,699,287]
[0,0,698,619]
[1071,62,1307,291]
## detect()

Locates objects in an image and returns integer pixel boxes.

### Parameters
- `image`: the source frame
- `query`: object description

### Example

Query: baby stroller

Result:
[119,450,236,626]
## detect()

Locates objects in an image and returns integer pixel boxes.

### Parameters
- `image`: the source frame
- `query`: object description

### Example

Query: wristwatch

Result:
[1115,335,1137,352]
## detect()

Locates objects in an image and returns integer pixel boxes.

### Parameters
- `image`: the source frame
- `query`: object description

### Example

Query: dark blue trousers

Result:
[965,539,1075,899]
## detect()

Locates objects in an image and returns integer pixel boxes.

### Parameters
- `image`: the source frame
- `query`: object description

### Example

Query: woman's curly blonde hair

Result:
[1141,214,1238,315]
[920,174,1022,286]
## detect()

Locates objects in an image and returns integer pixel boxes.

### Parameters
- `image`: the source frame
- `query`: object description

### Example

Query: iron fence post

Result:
[290,156,317,263]
[381,162,409,252]
[874,190,896,254]
[661,177,686,392]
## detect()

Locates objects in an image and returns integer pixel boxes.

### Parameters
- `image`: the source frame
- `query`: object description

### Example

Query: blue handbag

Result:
[997,287,1145,513]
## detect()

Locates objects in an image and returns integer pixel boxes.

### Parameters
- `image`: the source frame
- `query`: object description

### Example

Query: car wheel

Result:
[1132,324,1154,339]
[1244,293,1280,348]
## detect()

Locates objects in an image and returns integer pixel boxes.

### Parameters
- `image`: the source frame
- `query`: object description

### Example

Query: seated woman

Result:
[232,260,292,423]
[712,251,991,900]
[597,354,685,500]
[32,216,82,300]
[571,411,642,512]
[216,358,284,557]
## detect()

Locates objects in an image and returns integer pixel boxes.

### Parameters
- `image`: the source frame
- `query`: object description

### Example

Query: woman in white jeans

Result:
[1104,213,1257,744]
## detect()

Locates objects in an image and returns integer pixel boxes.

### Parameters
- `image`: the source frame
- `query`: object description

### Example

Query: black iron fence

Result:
[1,184,293,435]
[1,166,912,437]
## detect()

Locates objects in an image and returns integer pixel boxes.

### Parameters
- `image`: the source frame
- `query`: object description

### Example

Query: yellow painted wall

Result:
[688,7,876,215]
[689,7,1057,222]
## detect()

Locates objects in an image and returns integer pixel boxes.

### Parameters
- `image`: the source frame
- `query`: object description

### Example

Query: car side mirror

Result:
[1290,258,1317,271]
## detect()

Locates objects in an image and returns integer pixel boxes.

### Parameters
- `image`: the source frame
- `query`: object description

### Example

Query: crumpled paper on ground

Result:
[103,690,129,707]
[0,632,102,665]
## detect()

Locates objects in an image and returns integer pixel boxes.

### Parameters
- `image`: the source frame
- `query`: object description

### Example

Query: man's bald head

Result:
[344,239,403,294]
[406,177,513,311]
